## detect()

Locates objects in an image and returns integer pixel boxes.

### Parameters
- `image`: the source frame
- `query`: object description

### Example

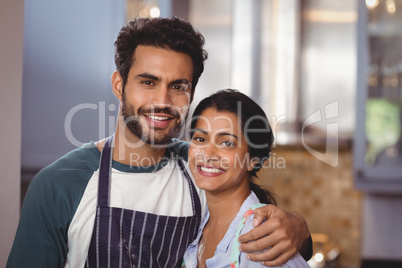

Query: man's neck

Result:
[114,129,167,166]
[98,118,168,167]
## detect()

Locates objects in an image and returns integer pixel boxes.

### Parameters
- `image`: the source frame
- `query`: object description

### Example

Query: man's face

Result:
[119,45,194,146]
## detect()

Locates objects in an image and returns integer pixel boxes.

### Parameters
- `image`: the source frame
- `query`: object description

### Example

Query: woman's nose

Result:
[203,143,220,161]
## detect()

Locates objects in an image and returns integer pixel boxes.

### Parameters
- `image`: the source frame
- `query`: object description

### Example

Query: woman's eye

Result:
[221,141,234,147]
[193,137,206,144]
[193,136,205,143]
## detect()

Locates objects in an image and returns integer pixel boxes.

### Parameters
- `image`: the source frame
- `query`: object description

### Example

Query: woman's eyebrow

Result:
[193,128,207,134]
[193,128,238,140]
[217,132,238,140]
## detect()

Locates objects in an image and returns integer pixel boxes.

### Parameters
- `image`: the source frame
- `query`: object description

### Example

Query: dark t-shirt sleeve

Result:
[170,139,190,161]
[301,235,313,261]
[6,143,100,268]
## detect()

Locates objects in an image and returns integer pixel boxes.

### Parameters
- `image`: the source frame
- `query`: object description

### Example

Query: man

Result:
[7,17,311,267]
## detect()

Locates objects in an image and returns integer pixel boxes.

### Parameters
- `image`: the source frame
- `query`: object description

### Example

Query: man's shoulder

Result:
[170,138,190,161]
[54,141,100,169]
[8,143,101,268]
[32,141,100,188]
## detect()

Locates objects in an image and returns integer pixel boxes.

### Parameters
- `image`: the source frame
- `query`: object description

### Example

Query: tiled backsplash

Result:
[257,145,361,268]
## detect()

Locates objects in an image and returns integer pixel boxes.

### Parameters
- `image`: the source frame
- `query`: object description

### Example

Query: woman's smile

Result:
[197,164,226,177]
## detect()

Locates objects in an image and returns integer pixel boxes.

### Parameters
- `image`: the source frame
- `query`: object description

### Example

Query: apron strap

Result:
[97,136,202,217]
[97,135,114,207]
[176,156,202,216]
[168,145,202,217]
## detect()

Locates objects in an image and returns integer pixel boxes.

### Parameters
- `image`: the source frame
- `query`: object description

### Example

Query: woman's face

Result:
[189,107,255,194]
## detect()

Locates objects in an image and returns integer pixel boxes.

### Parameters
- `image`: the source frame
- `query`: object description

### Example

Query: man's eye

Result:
[170,84,190,93]
[172,85,184,90]
[141,80,154,86]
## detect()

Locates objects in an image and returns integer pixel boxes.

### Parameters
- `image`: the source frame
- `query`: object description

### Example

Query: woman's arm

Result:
[238,205,312,267]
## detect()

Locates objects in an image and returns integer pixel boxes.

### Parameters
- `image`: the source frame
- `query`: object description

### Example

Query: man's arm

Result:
[7,143,99,268]
[238,205,312,267]
[7,173,69,268]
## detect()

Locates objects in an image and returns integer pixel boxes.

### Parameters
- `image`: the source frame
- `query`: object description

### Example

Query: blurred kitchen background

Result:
[1,0,402,267]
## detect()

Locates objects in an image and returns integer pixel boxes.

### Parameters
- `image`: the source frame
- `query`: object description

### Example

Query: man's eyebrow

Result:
[137,73,160,81]
[136,74,190,86]
[169,79,190,86]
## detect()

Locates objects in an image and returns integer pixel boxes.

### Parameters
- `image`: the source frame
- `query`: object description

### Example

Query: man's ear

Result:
[112,71,123,101]
[248,158,259,171]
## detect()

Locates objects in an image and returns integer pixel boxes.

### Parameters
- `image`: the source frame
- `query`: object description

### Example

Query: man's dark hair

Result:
[114,17,208,102]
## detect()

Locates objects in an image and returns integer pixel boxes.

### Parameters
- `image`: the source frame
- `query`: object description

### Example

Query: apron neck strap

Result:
[169,146,202,216]
[97,136,201,217]
[97,135,114,207]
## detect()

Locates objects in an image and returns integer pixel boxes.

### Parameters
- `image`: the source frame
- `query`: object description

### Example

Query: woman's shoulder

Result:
[237,215,309,268]
[238,205,262,235]
[236,192,266,234]
[236,199,309,268]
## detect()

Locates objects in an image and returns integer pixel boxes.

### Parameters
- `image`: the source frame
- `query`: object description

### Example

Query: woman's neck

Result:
[206,185,251,225]
[197,183,251,268]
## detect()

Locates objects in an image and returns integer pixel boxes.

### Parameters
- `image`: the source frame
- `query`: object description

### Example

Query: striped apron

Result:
[85,136,202,268]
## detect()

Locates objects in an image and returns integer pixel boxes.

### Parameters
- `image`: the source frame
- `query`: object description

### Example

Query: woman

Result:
[182,89,309,268]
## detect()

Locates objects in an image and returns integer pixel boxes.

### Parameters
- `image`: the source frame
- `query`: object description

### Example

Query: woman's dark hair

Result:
[114,16,208,102]
[190,89,276,205]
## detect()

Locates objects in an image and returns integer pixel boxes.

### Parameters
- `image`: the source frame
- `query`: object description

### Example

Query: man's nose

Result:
[152,87,172,108]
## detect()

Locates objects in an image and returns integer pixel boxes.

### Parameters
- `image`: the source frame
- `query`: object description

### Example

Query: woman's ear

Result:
[248,158,259,171]
[112,71,123,101]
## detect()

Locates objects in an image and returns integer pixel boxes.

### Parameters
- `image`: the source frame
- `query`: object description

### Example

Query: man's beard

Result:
[121,93,185,146]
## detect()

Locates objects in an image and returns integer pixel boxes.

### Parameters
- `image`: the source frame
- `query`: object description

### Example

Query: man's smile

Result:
[143,113,176,129]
